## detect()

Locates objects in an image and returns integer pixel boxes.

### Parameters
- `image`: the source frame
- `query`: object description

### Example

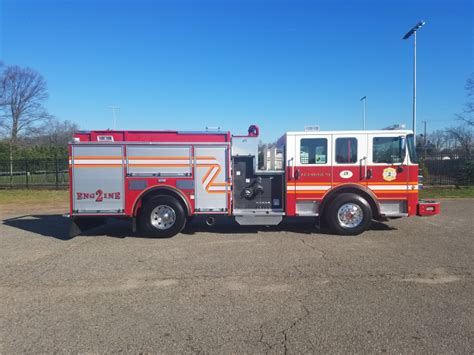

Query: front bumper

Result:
[417,200,441,216]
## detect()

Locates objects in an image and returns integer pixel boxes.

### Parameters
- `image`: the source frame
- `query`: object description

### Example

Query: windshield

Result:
[407,134,418,164]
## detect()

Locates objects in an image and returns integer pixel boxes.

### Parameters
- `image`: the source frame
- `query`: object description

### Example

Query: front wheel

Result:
[138,195,186,238]
[326,193,373,235]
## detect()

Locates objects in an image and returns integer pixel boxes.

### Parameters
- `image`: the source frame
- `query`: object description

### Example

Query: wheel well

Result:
[134,187,190,218]
[321,186,380,219]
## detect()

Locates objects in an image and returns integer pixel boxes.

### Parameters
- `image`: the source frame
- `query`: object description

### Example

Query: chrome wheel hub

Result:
[337,203,363,228]
[150,205,176,230]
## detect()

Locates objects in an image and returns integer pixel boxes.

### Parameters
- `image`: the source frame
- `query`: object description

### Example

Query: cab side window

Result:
[373,137,405,163]
[335,138,357,163]
[300,138,327,164]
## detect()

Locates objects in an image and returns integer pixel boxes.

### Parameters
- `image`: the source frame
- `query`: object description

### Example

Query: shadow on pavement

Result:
[2,214,396,241]
[2,214,132,241]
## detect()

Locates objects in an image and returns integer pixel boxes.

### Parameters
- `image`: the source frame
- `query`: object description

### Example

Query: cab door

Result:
[367,133,410,210]
[290,134,332,216]
[332,134,368,188]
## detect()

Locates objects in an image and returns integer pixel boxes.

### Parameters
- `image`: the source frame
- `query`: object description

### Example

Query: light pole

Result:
[360,96,367,130]
[108,106,120,130]
[403,20,426,144]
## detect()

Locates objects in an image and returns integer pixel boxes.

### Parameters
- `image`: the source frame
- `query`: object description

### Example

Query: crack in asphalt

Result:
[300,238,329,262]
[257,303,312,354]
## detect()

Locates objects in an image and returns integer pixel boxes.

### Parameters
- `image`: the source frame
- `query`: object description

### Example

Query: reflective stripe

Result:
[292,185,331,191]
[128,156,190,160]
[128,160,190,165]
[374,190,418,194]
[73,156,122,160]
[72,159,123,165]
[368,185,418,190]
[72,164,122,168]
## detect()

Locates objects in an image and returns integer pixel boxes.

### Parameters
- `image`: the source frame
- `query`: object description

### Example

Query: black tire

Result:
[138,195,186,238]
[325,193,373,235]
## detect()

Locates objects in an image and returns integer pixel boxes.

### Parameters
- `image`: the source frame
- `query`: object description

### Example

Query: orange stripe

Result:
[378,197,409,200]
[196,163,218,167]
[369,181,418,185]
[213,182,229,186]
[127,156,190,160]
[295,191,326,194]
[201,166,215,184]
[373,190,418,194]
[129,164,190,167]
[74,156,122,160]
[206,166,221,192]
[195,156,217,160]
[294,181,418,186]
[73,164,123,168]
[296,197,323,200]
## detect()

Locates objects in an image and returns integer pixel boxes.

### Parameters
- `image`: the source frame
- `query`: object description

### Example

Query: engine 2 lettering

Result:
[77,189,120,202]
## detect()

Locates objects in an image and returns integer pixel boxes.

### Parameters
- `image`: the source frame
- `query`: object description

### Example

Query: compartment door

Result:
[72,145,124,213]
[194,146,228,212]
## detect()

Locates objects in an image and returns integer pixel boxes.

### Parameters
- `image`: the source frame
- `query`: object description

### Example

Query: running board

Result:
[234,215,283,226]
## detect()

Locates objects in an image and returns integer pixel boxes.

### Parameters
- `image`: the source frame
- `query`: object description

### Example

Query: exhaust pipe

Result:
[205,216,216,226]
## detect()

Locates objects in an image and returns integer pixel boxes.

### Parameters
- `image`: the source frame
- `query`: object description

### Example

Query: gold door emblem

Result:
[383,167,397,181]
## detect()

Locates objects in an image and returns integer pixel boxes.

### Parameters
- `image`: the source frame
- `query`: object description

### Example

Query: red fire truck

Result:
[68,125,440,237]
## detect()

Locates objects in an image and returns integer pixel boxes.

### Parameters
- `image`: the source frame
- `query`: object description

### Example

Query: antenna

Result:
[108,106,120,130]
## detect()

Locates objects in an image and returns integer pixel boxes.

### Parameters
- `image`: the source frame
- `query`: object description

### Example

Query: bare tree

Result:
[457,74,474,126]
[0,65,50,140]
[429,129,448,152]
[36,116,79,146]
[0,64,50,184]
[446,125,473,156]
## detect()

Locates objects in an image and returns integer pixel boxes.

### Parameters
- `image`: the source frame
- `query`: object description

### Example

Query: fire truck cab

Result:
[69,125,440,237]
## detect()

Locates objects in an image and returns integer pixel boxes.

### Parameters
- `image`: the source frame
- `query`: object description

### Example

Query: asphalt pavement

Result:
[0,199,473,353]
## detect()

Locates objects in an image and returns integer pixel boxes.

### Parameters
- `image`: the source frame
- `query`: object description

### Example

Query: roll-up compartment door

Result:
[72,145,124,213]
[194,146,228,212]
[126,146,192,176]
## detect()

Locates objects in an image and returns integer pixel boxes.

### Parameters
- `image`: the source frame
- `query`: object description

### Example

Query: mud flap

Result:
[69,217,107,238]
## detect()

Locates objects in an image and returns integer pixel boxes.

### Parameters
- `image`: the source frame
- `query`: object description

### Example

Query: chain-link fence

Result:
[0,159,69,189]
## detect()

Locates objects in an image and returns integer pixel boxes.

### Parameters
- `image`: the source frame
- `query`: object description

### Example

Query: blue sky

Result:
[1,0,473,142]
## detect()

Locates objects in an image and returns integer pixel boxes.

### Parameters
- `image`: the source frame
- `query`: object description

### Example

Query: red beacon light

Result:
[248,125,259,137]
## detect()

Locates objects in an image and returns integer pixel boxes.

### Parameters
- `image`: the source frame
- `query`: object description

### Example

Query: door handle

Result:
[360,156,369,180]
[288,158,294,180]
[295,168,301,180]
[367,169,373,179]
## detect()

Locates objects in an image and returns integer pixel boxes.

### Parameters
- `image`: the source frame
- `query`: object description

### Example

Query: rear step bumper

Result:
[417,200,441,216]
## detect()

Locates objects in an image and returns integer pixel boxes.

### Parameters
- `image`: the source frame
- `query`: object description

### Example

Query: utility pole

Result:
[108,106,120,130]
[423,120,427,144]
[360,96,367,130]
[423,119,427,159]
[403,20,426,145]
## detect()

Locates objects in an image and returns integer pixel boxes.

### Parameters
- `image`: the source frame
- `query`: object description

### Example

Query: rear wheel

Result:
[326,193,372,235]
[139,195,186,238]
